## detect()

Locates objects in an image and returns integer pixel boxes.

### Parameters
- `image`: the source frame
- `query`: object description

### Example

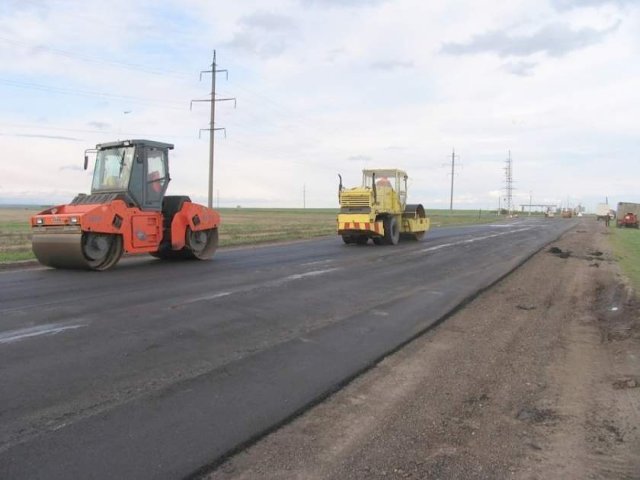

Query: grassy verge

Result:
[216,208,337,248]
[611,225,640,290]
[0,206,501,263]
[427,209,503,227]
[0,207,40,264]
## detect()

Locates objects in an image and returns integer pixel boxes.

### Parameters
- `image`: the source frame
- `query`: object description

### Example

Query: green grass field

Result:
[0,206,500,263]
[611,225,640,290]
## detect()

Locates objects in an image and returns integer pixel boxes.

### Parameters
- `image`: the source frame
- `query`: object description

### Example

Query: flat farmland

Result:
[0,207,42,262]
[0,206,499,263]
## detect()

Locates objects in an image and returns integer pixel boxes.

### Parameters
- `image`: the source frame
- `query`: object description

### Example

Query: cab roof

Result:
[362,168,408,178]
[96,139,174,150]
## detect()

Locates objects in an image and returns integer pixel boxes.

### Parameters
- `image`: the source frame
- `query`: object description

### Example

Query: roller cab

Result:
[31,139,221,270]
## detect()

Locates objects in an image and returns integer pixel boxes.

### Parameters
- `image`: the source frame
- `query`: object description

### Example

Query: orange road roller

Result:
[31,139,221,270]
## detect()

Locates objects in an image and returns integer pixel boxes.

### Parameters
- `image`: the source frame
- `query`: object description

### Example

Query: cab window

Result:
[146,149,167,202]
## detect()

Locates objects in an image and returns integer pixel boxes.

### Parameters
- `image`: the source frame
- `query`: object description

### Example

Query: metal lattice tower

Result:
[504,151,514,215]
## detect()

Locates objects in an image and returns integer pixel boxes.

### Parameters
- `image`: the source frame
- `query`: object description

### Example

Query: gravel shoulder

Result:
[206,218,640,480]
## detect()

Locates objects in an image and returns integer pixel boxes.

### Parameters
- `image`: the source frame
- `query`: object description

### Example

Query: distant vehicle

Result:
[595,203,611,222]
[616,202,640,228]
[337,168,429,245]
[617,212,639,229]
[561,209,572,218]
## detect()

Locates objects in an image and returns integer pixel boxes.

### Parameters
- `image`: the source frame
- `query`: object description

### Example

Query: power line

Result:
[0,77,186,110]
[0,35,192,78]
[0,120,195,139]
[191,50,236,208]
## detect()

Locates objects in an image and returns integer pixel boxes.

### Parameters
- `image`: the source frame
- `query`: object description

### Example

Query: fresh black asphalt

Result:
[0,218,575,479]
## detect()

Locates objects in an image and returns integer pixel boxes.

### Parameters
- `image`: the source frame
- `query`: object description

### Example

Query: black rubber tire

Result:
[372,237,384,245]
[355,235,369,245]
[342,235,355,245]
[383,216,400,245]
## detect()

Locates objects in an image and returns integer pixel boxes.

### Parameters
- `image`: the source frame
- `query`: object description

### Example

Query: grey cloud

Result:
[0,133,82,141]
[227,33,289,58]
[502,61,537,76]
[227,12,297,58]
[59,165,84,171]
[441,21,620,58]
[347,155,372,162]
[552,0,637,10]
[239,12,295,31]
[325,48,346,62]
[300,0,387,6]
[87,121,110,129]
[382,146,406,152]
[370,60,414,70]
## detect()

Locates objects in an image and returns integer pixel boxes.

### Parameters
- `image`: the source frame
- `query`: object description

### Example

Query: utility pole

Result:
[303,184,306,209]
[191,50,236,208]
[449,148,455,211]
[449,148,458,212]
[442,148,460,212]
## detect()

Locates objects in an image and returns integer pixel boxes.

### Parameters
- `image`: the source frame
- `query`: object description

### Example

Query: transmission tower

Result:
[191,50,236,208]
[504,151,514,215]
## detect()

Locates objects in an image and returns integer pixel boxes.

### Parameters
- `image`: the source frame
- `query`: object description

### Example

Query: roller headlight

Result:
[36,218,44,225]
[70,217,79,224]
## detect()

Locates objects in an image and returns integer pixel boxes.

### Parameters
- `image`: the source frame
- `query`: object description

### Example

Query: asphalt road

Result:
[0,218,575,479]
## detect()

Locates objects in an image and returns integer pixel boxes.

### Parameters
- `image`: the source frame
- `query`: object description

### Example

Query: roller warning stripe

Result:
[340,222,382,233]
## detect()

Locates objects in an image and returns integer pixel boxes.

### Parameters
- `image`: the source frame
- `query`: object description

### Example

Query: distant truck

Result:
[596,203,612,222]
[616,202,640,229]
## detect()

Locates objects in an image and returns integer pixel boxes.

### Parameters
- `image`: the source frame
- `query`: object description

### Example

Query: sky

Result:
[0,0,638,211]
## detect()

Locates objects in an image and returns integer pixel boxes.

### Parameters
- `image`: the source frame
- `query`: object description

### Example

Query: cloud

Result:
[347,154,372,162]
[502,61,537,76]
[0,133,82,141]
[441,21,620,58]
[370,60,414,70]
[87,121,110,129]
[300,0,387,6]
[552,0,638,10]
[227,12,297,57]
[59,164,84,171]
[239,12,295,31]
